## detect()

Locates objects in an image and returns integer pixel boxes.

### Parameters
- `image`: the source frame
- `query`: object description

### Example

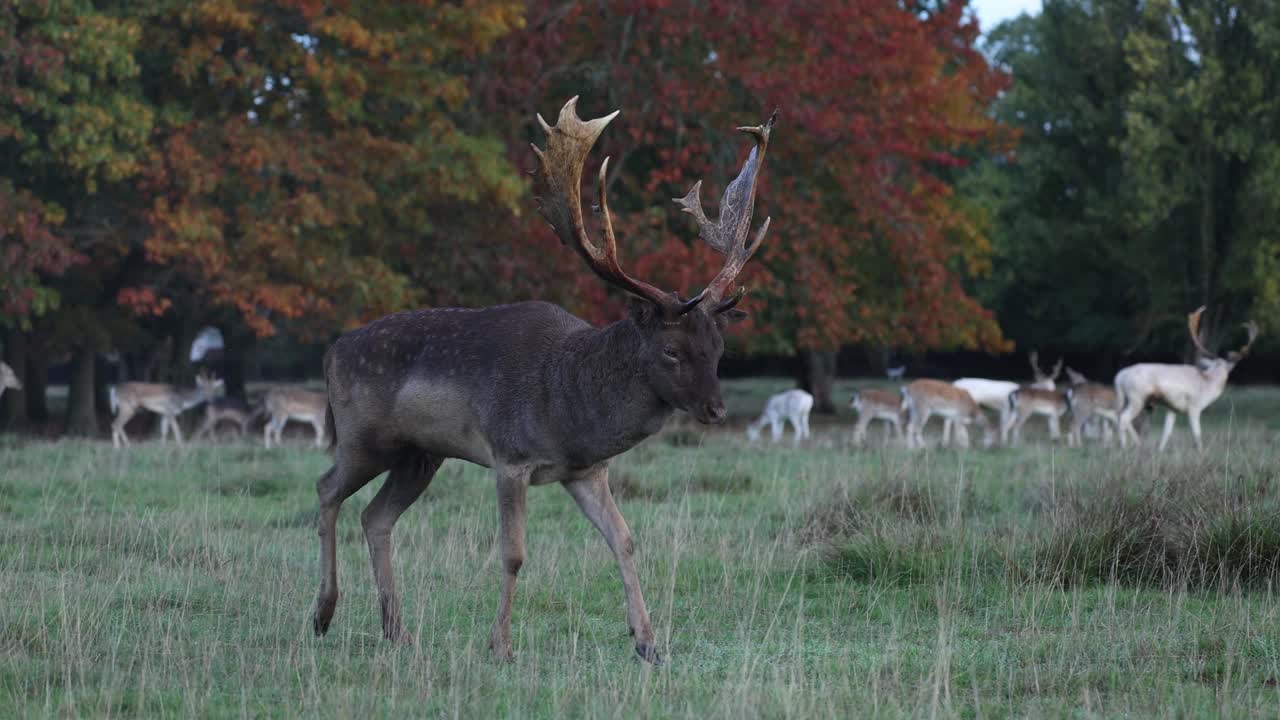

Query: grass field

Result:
[3,379,1280,717]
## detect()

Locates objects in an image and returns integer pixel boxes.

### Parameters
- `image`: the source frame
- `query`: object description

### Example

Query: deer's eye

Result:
[662,347,680,363]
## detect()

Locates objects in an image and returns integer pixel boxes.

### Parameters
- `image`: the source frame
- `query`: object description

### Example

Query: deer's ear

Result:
[716,308,749,327]
[627,296,663,328]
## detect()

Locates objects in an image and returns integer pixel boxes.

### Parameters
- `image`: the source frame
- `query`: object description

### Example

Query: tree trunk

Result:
[798,349,838,414]
[1,329,26,430]
[221,335,253,399]
[94,354,112,418]
[25,352,49,424]
[65,348,98,437]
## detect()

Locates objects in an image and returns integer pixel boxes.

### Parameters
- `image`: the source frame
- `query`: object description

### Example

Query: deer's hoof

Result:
[635,643,663,666]
[488,637,514,663]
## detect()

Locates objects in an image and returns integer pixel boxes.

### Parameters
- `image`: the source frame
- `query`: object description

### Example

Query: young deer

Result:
[1116,307,1257,451]
[193,396,263,441]
[745,389,813,445]
[263,387,327,448]
[849,388,903,444]
[1062,367,1120,447]
[0,361,22,402]
[110,372,223,448]
[1004,387,1069,445]
[901,379,993,449]
[310,98,774,664]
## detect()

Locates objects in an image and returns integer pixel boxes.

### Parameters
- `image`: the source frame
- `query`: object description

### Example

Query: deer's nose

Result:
[703,401,727,425]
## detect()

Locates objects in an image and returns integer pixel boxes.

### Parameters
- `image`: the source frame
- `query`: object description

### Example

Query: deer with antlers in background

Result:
[1116,307,1257,451]
[309,98,774,664]
[109,372,223,448]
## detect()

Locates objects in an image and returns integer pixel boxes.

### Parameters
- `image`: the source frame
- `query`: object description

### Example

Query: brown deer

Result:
[310,97,774,664]
[193,396,264,441]
[901,379,993,449]
[109,372,224,448]
[262,387,327,448]
[849,388,904,444]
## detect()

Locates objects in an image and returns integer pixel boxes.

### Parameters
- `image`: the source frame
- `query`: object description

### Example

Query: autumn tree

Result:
[478,0,1011,410]
[0,1,153,433]
[126,0,525,393]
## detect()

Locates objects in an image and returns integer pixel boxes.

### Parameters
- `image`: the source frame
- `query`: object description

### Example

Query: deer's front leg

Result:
[490,465,529,662]
[563,467,660,665]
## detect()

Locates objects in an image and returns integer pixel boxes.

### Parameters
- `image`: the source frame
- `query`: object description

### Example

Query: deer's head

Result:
[194,371,225,399]
[1188,306,1258,377]
[532,97,773,425]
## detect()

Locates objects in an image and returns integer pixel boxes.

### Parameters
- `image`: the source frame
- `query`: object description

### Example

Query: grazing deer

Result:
[885,365,906,380]
[0,361,22,401]
[901,379,993,449]
[309,97,773,665]
[1116,307,1257,451]
[951,378,1018,440]
[849,388,904,444]
[109,372,224,448]
[746,389,813,445]
[193,396,263,441]
[263,387,328,448]
[1004,387,1068,445]
[1062,367,1120,447]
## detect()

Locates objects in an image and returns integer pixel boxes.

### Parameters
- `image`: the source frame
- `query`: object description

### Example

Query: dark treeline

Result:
[1,0,1275,434]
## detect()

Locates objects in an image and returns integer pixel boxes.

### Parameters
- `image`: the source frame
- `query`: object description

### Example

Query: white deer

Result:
[746,389,814,445]
[0,361,22,402]
[1116,307,1257,451]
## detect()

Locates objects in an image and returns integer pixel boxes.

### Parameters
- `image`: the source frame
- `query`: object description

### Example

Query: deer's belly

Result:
[391,380,495,467]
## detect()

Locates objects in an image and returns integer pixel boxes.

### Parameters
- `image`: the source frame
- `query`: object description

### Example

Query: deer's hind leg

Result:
[361,452,442,642]
[312,448,385,637]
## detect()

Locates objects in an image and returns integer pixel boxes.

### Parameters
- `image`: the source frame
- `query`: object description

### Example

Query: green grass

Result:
[2,380,1280,717]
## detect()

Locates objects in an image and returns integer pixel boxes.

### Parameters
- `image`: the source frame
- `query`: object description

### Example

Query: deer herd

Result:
[4,95,1264,665]
[825,308,1258,452]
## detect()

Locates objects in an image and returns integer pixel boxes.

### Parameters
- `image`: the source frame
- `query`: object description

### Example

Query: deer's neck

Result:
[548,319,671,466]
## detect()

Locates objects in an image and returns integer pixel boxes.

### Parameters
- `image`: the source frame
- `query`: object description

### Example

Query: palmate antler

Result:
[531,96,775,318]
[531,98,699,316]
[1189,306,1260,361]
[674,110,778,307]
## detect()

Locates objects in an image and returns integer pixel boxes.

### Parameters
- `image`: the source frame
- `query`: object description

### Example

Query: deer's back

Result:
[325,302,589,466]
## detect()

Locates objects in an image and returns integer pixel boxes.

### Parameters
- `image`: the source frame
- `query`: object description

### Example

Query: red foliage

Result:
[479,0,1012,352]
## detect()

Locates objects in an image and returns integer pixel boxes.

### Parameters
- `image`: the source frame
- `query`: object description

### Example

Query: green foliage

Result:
[973,0,1280,353]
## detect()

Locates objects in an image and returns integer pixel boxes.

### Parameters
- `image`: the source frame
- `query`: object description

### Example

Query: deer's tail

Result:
[322,350,337,453]
[108,386,119,416]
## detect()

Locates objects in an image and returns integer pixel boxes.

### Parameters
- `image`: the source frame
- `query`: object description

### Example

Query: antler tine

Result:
[1187,306,1215,357]
[1028,351,1043,379]
[676,109,778,303]
[1236,320,1259,357]
[532,97,678,312]
[1050,357,1063,380]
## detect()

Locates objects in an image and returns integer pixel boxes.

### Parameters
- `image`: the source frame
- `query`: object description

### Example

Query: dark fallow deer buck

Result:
[310,97,775,664]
